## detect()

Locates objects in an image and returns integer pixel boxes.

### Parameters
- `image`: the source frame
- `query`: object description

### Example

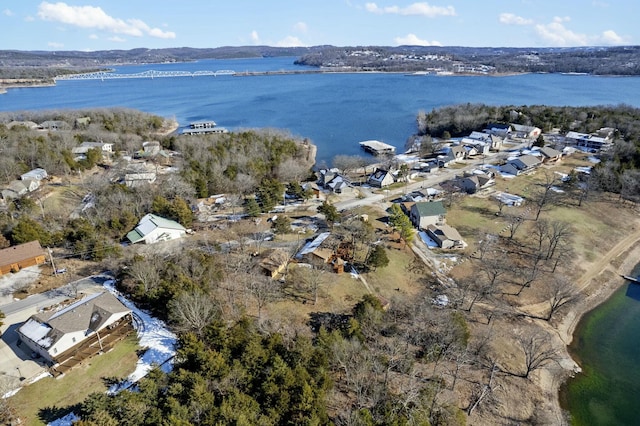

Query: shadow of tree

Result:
[38,404,78,423]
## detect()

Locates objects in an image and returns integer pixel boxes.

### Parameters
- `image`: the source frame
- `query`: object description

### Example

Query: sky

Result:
[1,1,638,51]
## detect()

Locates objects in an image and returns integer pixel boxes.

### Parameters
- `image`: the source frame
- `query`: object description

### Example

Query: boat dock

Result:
[359,140,396,156]
[621,274,640,284]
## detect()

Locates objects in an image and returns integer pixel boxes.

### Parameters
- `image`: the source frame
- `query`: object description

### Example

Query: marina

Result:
[181,121,229,135]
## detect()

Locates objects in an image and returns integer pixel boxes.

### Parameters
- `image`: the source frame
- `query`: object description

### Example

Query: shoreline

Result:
[544,226,640,423]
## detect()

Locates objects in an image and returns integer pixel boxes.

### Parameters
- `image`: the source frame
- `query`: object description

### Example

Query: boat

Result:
[181,120,229,135]
[621,274,640,284]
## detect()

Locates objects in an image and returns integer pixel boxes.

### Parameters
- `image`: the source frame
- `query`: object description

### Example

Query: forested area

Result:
[0,110,316,259]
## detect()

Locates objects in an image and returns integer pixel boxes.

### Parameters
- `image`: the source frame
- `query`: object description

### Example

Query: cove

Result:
[561,263,640,425]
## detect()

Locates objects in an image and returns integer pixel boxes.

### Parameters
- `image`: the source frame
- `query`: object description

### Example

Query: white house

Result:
[409,201,446,229]
[367,168,395,188]
[17,291,131,363]
[126,213,187,244]
[72,141,114,155]
[21,168,48,181]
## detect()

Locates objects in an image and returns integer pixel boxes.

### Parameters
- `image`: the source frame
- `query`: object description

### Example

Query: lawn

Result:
[9,334,140,425]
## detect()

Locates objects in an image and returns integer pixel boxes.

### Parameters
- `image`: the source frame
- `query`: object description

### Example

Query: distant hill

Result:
[1,45,640,76]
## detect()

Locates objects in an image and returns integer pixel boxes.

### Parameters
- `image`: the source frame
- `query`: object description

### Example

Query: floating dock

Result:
[359,140,396,156]
[622,274,640,284]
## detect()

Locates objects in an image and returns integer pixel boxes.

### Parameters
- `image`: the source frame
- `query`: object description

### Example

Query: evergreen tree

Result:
[317,201,340,226]
[366,244,390,271]
[244,197,261,217]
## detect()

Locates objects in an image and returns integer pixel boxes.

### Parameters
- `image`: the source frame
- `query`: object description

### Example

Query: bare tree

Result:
[168,291,219,336]
[513,330,558,378]
[545,220,573,260]
[544,275,580,321]
[246,275,281,319]
[532,171,559,221]
[125,254,163,293]
[503,214,524,240]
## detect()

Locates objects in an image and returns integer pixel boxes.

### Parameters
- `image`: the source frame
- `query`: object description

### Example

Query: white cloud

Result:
[89,34,98,39]
[108,36,126,42]
[275,36,306,47]
[250,30,260,44]
[47,41,64,48]
[365,2,455,17]
[394,33,442,46]
[25,15,35,22]
[535,19,588,46]
[293,21,307,33]
[37,2,175,39]
[499,13,533,26]
[599,30,629,45]
[3,9,14,16]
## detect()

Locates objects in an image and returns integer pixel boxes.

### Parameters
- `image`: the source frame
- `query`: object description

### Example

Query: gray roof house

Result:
[21,168,48,181]
[126,213,187,244]
[367,168,395,188]
[17,291,131,363]
[409,201,446,229]
[538,146,563,162]
[500,154,542,176]
[426,224,465,249]
[458,172,495,194]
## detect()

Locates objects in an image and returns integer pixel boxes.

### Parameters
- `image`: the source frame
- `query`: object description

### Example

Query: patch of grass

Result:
[10,334,139,425]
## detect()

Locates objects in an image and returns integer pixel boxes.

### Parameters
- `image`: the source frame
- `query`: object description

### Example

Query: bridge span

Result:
[55,69,236,81]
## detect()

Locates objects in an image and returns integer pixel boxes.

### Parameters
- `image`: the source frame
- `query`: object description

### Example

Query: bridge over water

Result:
[55,69,236,81]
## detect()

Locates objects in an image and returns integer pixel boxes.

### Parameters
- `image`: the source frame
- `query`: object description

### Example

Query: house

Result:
[367,168,395,188]
[449,145,467,161]
[326,174,350,193]
[124,173,157,188]
[74,116,91,128]
[126,214,187,244]
[409,201,446,229]
[295,232,349,273]
[426,224,465,249]
[0,241,47,276]
[142,141,161,156]
[460,138,490,156]
[38,120,71,131]
[259,248,290,278]
[564,131,612,152]
[1,180,29,200]
[6,120,38,130]
[21,168,48,181]
[500,154,542,176]
[538,147,563,163]
[511,124,541,139]
[72,141,114,155]
[17,291,132,363]
[458,171,495,194]
[485,123,512,138]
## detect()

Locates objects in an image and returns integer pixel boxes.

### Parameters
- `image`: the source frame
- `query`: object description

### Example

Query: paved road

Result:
[0,275,113,316]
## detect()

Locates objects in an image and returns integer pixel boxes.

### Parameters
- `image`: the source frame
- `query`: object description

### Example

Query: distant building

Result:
[21,168,48,181]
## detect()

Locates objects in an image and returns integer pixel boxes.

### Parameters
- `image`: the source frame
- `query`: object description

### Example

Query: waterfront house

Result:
[511,124,541,139]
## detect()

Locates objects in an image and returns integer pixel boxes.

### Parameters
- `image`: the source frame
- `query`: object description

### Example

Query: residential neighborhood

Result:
[0,106,638,426]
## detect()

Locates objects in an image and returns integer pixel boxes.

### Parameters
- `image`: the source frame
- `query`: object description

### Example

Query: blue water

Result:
[2,57,640,163]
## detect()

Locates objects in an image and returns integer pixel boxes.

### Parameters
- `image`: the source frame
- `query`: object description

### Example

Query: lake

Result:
[2,57,640,164]
[1,56,640,421]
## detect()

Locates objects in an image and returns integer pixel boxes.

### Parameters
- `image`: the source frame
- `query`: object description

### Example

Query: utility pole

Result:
[48,247,57,275]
